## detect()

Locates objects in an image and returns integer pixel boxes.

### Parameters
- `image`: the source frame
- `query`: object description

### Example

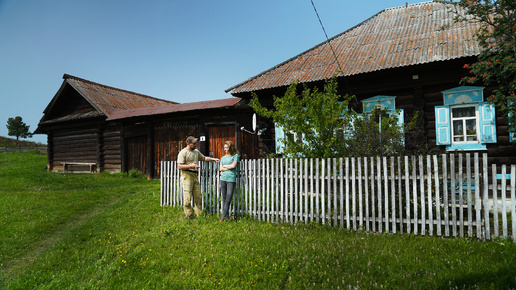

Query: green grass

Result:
[1,151,516,289]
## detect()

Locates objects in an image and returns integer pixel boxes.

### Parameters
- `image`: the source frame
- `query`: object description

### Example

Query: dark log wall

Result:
[235,58,516,165]
[50,126,98,171]
[488,115,515,165]
[46,122,122,173]
[101,124,121,172]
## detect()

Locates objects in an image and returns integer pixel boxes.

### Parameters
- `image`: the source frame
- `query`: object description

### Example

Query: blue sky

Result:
[0,0,424,144]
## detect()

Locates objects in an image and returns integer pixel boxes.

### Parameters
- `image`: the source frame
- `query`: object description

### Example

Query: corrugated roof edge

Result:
[224,0,453,94]
[63,74,179,105]
[106,98,244,121]
[224,5,393,94]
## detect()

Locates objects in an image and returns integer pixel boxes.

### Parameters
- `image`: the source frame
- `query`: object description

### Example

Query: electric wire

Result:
[309,0,355,101]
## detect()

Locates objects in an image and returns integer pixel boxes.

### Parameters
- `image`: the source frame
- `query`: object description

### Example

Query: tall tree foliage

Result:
[446,0,516,137]
[345,110,417,157]
[6,116,32,140]
[250,77,415,158]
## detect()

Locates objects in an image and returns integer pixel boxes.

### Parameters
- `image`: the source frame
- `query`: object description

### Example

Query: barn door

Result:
[208,125,236,159]
[125,135,148,173]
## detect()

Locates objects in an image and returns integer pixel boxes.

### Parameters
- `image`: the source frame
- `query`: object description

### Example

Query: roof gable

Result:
[38,74,177,126]
[63,74,176,116]
[227,1,482,94]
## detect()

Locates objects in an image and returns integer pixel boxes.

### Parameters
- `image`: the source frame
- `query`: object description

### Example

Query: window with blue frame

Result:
[435,86,496,151]
[274,97,404,154]
[361,96,405,144]
[274,123,305,154]
[274,106,346,154]
[362,95,404,122]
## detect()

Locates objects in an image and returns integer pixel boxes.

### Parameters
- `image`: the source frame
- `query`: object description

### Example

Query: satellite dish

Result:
[252,113,257,132]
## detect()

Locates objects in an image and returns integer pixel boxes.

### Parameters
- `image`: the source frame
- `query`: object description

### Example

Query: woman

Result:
[219,140,239,222]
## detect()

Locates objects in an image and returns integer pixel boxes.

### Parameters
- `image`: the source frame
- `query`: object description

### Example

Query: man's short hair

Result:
[186,136,198,144]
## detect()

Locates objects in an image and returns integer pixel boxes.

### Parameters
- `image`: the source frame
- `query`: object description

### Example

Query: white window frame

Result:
[450,104,480,144]
[286,130,304,144]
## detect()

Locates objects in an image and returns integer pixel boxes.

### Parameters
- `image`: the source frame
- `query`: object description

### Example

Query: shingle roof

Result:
[226,1,482,94]
[106,98,244,121]
[63,74,177,116]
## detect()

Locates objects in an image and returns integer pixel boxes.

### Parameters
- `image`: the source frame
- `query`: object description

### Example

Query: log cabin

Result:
[225,1,516,165]
[35,74,259,177]
[35,74,176,174]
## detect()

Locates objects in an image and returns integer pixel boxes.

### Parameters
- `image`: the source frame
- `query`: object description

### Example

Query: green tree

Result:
[6,116,33,140]
[250,77,416,158]
[446,0,516,137]
[345,109,417,157]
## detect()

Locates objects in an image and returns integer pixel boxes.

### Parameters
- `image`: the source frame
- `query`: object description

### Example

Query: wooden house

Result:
[225,1,516,164]
[36,74,259,177]
[35,74,176,173]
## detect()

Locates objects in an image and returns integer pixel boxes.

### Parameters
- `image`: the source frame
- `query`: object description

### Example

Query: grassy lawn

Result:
[1,151,516,289]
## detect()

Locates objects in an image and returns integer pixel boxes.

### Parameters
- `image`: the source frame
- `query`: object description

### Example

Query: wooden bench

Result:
[61,162,97,173]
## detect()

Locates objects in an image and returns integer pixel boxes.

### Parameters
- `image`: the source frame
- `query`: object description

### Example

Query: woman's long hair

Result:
[225,140,239,156]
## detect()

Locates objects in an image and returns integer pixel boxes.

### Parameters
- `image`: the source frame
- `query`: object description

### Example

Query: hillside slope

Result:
[0,136,46,148]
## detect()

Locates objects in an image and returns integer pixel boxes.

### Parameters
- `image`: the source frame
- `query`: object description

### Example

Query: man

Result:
[177,136,219,219]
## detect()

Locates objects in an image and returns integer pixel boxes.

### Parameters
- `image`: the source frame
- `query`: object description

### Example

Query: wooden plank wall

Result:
[208,125,235,158]
[102,124,121,172]
[153,121,201,176]
[125,135,147,173]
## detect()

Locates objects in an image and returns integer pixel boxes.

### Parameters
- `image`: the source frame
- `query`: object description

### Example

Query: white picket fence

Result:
[161,153,516,242]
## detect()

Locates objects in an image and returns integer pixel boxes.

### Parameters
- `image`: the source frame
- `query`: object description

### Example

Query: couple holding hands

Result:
[177,136,239,221]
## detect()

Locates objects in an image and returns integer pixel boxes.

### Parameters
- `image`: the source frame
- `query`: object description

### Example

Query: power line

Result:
[309,0,344,75]
[309,0,355,98]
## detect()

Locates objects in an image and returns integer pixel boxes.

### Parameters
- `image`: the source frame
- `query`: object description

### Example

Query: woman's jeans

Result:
[220,180,235,219]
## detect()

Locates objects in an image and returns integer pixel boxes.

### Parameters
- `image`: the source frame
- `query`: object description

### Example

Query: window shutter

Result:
[435,106,451,145]
[479,102,497,143]
[395,109,404,127]
[395,109,405,145]
[274,123,285,153]
[344,114,362,139]
[509,101,515,142]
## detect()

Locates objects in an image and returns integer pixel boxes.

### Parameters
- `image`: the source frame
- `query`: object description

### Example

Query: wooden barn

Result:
[36,74,260,177]
[105,98,260,178]
[225,1,516,164]
[35,74,176,173]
